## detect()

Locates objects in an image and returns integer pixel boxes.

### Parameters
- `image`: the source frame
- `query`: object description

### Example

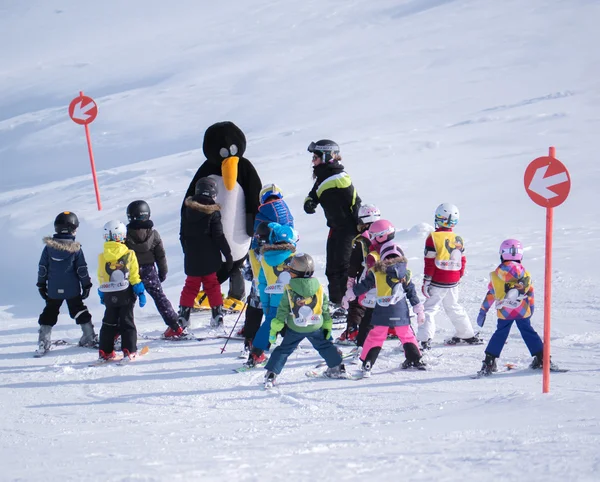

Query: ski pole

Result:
[220,300,247,354]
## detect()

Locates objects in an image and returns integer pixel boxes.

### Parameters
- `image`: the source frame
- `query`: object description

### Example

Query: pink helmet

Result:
[380,240,404,260]
[368,219,395,244]
[499,239,524,261]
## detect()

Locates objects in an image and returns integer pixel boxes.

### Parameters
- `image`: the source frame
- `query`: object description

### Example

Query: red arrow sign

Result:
[68,95,98,125]
[524,156,570,208]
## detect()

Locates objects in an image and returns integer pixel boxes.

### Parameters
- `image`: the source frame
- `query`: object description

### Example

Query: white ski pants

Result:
[417,285,475,342]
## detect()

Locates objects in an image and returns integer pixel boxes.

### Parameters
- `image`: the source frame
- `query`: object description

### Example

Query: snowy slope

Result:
[1,0,600,481]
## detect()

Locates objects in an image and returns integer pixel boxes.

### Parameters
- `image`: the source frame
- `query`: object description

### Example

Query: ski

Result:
[305,369,362,380]
[88,354,124,367]
[471,363,568,378]
[116,345,150,365]
[233,357,269,373]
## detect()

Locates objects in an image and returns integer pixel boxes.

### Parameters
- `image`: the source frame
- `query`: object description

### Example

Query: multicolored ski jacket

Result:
[480,261,535,320]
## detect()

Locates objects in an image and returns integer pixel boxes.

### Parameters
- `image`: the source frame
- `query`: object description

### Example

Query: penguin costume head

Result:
[202,122,247,192]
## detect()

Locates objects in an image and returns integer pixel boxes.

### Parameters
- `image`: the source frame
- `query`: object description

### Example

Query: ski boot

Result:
[78,322,98,347]
[35,325,52,357]
[530,352,561,371]
[210,305,224,327]
[477,353,497,377]
[163,323,184,340]
[329,302,348,320]
[445,333,483,345]
[121,348,138,363]
[98,349,117,361]
[264,371,277,389]
[361,360,372,378]
[323,363,348,379]
[401,358,427,370]
[240,339,252,359]
[178,306,192,329]
[336,327,359,345]
[223,296,244,314]
[245,350,267,368]
[420,339,432,351]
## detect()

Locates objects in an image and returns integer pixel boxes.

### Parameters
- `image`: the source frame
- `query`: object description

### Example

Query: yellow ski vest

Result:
[431,231,464,271]
[261,257,291,295]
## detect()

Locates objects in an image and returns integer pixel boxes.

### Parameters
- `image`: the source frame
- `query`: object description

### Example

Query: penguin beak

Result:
[221,156,239,191]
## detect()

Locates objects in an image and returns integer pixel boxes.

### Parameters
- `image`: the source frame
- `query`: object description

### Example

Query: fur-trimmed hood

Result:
[184,197,221,214]
[373,256,408,280]
[42,236,81,253]
[261,242,297,254]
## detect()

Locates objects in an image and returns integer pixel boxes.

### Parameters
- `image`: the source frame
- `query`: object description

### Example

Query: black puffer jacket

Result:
[126,220,168,278]
[304,162,361,231]
[181,195,232,276]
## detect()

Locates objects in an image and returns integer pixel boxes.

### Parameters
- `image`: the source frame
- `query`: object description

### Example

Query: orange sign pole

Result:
[80,91,102,211]
[542,146,556,393]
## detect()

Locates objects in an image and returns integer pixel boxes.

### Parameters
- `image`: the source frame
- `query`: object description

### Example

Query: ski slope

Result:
[1,1,600,480]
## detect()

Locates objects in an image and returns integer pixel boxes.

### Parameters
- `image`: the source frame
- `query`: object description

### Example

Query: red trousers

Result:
[179,273,223,308]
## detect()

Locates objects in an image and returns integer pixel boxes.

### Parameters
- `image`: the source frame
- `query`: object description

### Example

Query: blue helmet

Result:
[268,222,298,245]
[259,183,284,204]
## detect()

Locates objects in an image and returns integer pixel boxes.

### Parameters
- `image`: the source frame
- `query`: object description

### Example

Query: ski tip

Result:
[140,345,149,355]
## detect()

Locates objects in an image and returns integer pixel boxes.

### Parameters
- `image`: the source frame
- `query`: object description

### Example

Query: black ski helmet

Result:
[54,211,79,234]
[254,221,271,246]
[307,139,340,163]
[286,252,315,278]
[195,177,218,199]
[126,200,151,222]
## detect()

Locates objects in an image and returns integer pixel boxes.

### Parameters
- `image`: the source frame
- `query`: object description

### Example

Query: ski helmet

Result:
[368,219,395,244]
[126,200,151,222]
[358,204,381,225]
[194,177,218,199]
[434,203,459,228]
[259,183,284,204]
[286,252,315,278]
[307,139,340,163]
[499,239,524,262]
[254,221,271,246]
[379,240,405,261]
[103,220,127,243]
[54,211,79,234]
[268,222,298,245]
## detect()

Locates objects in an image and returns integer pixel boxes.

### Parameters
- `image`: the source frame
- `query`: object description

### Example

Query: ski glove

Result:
[304,199,317,214]
[476,309,486,327]
[413,302,425,325]
[132,282,145,296]
[268,332,277,345]
[98,289,105,305]
[138,292,147,308]
[323,328,331,340]
[422,277,432,298]
[37,282,48,301]
[81,284,92,300]
[341,286,356,309]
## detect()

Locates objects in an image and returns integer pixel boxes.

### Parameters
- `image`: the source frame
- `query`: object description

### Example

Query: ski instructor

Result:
[303,139,361,318]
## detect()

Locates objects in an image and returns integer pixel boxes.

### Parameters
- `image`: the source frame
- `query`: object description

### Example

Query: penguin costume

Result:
[181,121,262,307]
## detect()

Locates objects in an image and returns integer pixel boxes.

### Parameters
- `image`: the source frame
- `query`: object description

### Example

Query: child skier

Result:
[417,203,479,350]
[230,183,295,337]
[239,221,271,358]
[476,239,561,376]
[125,200,181,339]
[35,211,96,356]
[337,203,381,344]
[97,220,147,361]
[179,177,233,328]
[343,241,425,376]
[304,140,362,318]
[244,222,298,368]
[264,253,347,387]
